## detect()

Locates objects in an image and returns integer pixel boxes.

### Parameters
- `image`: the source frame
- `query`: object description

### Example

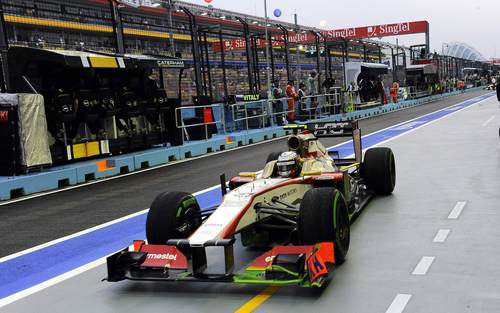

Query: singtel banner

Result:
[213,20,428,52]
[117,0,157,8]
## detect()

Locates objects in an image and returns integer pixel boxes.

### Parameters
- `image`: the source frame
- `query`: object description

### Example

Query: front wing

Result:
[106,240,335,288]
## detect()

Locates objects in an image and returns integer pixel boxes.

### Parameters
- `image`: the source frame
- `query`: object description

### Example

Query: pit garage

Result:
[7,47,185,165]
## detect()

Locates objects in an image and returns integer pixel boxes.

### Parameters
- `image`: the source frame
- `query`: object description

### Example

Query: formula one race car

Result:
[106,121,396,287]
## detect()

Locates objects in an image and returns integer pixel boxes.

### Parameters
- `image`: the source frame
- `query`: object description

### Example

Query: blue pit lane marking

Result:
[0,92,493,301]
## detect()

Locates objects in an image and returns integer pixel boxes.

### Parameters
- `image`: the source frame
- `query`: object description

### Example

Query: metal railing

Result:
[174,84,475,142]
[267,97,294,126]
[227,97,294,132]
[230,99,268,132]
[175,103,224,143]
[299,89,343,120]
[406,86,434,99]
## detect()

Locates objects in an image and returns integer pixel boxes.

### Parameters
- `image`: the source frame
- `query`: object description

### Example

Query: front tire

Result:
[146,191,201,244]
[298,188,350,265]
[362,147,396,195]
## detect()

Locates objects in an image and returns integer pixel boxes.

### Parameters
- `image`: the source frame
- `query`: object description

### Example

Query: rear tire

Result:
[146,191,202,244]
[298,188,350,265]
[362,147,396,195]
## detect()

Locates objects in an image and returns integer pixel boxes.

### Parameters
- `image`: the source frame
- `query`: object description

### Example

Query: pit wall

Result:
[0,87,483,201]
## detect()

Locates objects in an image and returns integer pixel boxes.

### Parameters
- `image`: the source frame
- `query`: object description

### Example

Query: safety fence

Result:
[173,90,395,142]
[174,84,484,143]
[0,86,488,201]
[174,93,344,142]
[227,97,295,131]
[175,103,225,143]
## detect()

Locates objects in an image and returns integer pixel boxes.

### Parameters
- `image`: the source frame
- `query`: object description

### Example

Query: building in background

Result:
[0,0,392,101]
[443,42,486,61]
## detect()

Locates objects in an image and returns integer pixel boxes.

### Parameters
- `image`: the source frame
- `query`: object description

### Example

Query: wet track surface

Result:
[2,90,500,313]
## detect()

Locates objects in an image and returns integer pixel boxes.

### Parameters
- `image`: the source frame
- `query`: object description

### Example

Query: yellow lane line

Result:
[234,286,280,313]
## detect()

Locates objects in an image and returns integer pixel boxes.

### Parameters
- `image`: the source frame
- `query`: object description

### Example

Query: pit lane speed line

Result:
[0,92,494,308]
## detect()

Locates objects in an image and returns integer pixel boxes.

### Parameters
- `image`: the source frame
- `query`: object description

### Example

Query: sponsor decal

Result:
[265,255,276,263]
[157,60,184,68]
[487,59,500,64]
[277,188,297,201]
[202,223,223,227]
[226,135,236,144]
[307,253,328,283]
[0,110,8,122]
[243,94,260,101]
[313,122,350,136]
[140,245,188,269]
[366,22,412,37]
[146,253,177,261]
[117,0,157,8]
[213,21,427,52]
[248,246,314,269]
[324,28,357,40]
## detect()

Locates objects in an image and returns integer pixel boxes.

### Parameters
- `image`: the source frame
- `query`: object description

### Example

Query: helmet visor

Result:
[277,160,297,177]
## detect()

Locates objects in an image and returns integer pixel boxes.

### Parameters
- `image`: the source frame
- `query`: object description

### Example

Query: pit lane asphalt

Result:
[2,90,500,313]
[0,90,488,258]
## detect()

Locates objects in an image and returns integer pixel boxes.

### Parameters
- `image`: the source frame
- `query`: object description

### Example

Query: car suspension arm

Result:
[271,197,299,210]
[255,203,299,214]
[255,208,297,219]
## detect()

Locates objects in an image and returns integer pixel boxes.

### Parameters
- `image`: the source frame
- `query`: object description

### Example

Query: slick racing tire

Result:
[362,147,396,195]
[146,191,202,244]
[266,151,282,164]
[298,187,350,265]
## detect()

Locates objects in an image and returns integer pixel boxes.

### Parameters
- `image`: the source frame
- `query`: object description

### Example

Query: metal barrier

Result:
[230,99,269,132]
[228,92,345,132]
[267,97,294,126]
[175,104,225,143]
[176,82,456,142]
[228,97,294,132]
[407,86,417,99]
[406,86,431,99]
[299,91,343,120]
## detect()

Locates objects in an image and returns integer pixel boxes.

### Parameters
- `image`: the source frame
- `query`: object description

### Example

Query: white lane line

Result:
[0,258,104,308]
[482,115,495,127]
[366,96,494,150]
[448,201,467,219]
[412,256,435,275]
[0,185,220,264]
[1,93,493,207]
[0,245,133,308]
[433,229,451,243]
[0,136,287,206]
[0,94,493,307]
[0,119,403,264]
[385,294,412,313]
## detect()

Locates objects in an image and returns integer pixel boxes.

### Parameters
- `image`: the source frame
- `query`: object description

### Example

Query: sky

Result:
[183,0,499,59]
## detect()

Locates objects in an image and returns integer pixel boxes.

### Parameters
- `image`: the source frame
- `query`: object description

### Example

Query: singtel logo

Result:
[324,28,357,39]
[376,23,411,36]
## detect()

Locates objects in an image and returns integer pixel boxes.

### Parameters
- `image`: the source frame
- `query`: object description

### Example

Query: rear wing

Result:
[285,121,363,164]
[306,121,358,138]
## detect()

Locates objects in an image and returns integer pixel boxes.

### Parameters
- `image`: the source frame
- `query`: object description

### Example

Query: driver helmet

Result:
[276,151,301,178]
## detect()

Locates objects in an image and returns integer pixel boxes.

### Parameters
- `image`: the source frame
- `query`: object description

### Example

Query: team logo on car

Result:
[265,255,276,263]
[147,253,177,261]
